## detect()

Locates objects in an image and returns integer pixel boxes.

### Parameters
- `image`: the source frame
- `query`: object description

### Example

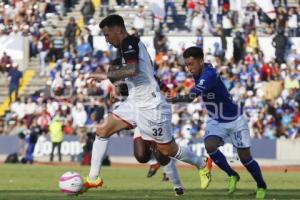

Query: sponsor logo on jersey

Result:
[196,79,206,89]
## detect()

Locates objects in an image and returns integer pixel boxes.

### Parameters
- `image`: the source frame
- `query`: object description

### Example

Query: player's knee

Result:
[153,150,170,166]
[134,151,150,163]
[237,148,251,161]
[204,137,220,153]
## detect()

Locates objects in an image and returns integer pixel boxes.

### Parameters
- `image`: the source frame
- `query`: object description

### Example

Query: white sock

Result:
[173,146,206,169]
[88,136,109,181]
[149,153,159,165]
[163,159,182,189]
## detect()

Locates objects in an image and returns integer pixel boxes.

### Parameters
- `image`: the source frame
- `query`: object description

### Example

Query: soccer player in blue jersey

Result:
[167,46,267,199]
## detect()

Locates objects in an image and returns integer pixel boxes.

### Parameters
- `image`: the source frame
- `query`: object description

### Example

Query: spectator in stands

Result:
[246,29,259,53]
[63,115,75,135]
[24,97,37,126]
[153,30,168,54]
[37,105,51,134]
[9,97,26,124]
[8,63,23,104]
[292,106,300,138]
[85,27,94,51]
[276,6,288,32]
[286,46,300,65]
[164,0,178,27]
[195,29,203,49]
[191,10,206,33]
[287,7,298,37]
[133,5,146,36]
[88,19,100,36]
[185,0,196,30]
[30,35,40,60]
[38,29,51,76]
[100,0,109,17]
[76,36,92,59]
[0,52,12,73]
[233,31,245,64]
[64,17,81,52]
[71,102,87,129]
[49,115,64,162]
[50,30,65,61]
[222,13,233,36]
[297,7,300,37]
[51,73,65,96]
[272,28,288,65]
[81,0,95,25]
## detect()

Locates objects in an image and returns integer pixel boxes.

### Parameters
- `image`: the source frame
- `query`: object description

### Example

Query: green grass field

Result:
[0,164,299,200]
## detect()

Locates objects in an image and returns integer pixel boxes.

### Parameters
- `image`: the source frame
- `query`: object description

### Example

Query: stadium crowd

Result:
[0,0,300,163]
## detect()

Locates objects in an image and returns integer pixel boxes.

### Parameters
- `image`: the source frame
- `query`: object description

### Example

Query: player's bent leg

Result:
[157,140,211,189]
[237,148,267,198]
[83,114,131,193]
[133,138,159,177]
[133,137,152,163]
[205,136,239,193]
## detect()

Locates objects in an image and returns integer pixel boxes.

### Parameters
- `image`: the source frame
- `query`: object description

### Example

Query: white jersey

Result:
[120,35,166,109]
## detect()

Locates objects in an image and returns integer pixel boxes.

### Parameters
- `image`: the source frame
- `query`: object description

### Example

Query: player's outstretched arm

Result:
[87,73,107,81]
[166,93,198,104]
[107,63,138,82]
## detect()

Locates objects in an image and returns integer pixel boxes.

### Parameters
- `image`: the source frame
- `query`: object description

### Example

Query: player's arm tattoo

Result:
[167,93,198,103]
[107,63,139,82]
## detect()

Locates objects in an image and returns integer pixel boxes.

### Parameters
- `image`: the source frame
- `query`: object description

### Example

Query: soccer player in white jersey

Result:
[81,15,211,193]
[168,46,267,199]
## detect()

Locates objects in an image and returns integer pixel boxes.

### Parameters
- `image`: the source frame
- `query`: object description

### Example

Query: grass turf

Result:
[0,164,299,200]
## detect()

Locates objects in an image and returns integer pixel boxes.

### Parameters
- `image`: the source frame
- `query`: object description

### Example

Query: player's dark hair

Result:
[183,46,204,59]
[99,14,125,29]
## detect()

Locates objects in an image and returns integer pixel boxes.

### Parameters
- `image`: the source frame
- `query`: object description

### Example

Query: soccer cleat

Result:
[81,176,104,193]
[147,163,160,178]
[174,187,184,196]
[227,174,240,194]
[198,165,211,189]
[162,173,169,181]
[256,188,267,199]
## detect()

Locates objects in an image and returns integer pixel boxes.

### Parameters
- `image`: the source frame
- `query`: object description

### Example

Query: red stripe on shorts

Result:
[110,112,134,129]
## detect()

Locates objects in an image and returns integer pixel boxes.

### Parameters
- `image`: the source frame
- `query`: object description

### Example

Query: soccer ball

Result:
[59,171,83,195]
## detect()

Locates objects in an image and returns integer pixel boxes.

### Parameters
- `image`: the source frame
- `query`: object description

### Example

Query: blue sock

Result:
[241,157,267,189]
[208,149,238,177]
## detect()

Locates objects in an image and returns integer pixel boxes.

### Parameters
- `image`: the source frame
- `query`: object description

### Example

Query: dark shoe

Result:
[174,187,184,196]
[147,163,160,178]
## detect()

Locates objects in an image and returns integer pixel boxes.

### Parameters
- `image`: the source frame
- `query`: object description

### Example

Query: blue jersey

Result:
[191,63,242,122]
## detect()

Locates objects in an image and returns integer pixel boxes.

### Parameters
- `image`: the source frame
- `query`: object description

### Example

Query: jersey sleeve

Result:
[121,36,139,64]
[190,69,217,95]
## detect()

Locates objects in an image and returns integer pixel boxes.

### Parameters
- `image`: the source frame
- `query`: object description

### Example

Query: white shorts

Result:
[112,99,173,144]
[204,115,251,148]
